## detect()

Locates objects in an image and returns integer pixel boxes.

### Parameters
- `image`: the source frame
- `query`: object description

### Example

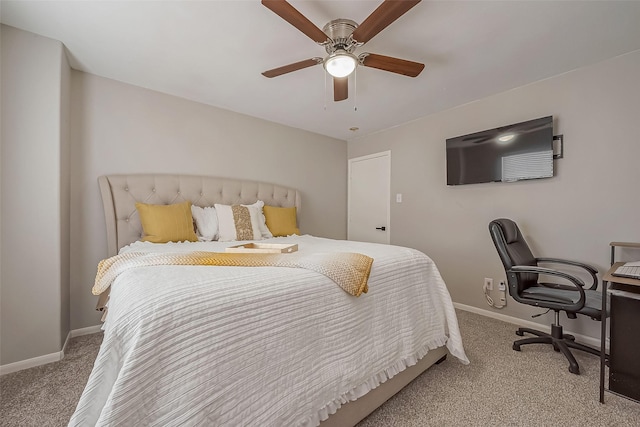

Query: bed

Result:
[70,174,468,426]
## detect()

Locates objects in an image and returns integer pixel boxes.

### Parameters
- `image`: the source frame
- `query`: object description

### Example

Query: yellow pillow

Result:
[136,201,198,243]
[263,205,300,237]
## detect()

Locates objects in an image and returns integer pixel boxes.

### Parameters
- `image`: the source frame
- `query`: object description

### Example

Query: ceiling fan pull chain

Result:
[354,68,358,112]
[323,69,327,111]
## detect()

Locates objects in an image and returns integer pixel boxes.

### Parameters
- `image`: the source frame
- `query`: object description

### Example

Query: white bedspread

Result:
[70,235,468,426]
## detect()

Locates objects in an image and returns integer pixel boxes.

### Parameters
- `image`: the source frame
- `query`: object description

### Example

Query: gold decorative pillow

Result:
[135,201,198,243]
[263,205,300,237]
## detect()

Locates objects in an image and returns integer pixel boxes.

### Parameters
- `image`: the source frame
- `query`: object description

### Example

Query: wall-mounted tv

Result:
[446,116,554,186]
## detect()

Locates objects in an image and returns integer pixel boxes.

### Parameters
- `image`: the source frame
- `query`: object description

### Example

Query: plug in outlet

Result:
[498,280,507,306]
[483,278,506,309]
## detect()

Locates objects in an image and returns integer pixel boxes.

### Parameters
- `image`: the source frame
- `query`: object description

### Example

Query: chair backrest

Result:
[489,218,538,295]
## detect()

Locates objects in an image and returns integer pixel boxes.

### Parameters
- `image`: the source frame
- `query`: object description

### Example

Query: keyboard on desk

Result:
[612,265,640,280]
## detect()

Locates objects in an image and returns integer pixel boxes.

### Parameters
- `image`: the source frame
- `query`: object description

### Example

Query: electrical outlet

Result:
[498,281,506,291]
[484,278,493,291]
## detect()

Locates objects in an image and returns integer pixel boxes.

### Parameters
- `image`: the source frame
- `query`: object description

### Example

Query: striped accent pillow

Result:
[214,204,263,242]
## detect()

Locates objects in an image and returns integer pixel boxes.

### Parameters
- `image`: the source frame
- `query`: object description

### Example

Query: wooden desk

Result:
[600,262,640,403]
[610,242,640,265]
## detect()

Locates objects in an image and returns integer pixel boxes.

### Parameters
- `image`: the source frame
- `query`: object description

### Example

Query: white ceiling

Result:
[3,1,640,141]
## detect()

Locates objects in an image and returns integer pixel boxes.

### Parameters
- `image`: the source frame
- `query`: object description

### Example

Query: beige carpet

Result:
[1,310,639,426]
[359,310,640,426]
[0,332,102,426]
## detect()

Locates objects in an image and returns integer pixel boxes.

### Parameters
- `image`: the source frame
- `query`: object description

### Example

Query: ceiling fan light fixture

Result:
[324,51,358,78]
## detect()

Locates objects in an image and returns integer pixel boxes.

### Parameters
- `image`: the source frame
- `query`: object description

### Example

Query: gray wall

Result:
[69,72,347,329]
[1,25,347,364]
[1,25,71,365]
[4,20,637,365]
[349,50,640,340]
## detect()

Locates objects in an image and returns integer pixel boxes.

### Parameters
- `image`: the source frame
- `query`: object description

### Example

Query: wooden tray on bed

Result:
[225,243,298,254]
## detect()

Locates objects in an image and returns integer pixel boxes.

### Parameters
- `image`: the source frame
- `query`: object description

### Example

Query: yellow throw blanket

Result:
[93,251,373,297]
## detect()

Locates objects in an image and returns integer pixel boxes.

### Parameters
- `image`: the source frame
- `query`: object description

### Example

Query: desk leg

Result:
[611,247,615,266]
[600,280,608,404]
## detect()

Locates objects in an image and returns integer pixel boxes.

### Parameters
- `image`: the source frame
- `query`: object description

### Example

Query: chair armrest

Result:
[535,257,599,290]
[509,265,586,312]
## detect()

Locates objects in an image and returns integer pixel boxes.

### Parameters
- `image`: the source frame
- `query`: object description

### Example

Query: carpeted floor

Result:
[358,310,640,426]
[1,310,639,426]
[0,332,102,426]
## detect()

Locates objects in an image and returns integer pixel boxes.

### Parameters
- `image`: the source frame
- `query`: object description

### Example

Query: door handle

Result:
[375,226,386,231]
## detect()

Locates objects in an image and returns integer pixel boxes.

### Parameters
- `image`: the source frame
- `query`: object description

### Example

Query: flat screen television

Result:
[446,116,554,186]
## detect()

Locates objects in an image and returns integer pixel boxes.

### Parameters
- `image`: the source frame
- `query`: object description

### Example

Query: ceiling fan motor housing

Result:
[322,19,359,54]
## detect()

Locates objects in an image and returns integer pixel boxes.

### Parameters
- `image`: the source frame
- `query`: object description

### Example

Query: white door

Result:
[348,151,390,244]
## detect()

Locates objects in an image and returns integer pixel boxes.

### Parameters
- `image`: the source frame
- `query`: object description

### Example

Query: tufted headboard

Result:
[98,174,302,256]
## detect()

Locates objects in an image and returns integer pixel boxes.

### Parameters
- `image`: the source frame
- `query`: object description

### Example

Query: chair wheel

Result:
[569,365,580,375]
[553,344,560,352]
[513,343,521,351]
[516,330,524,336]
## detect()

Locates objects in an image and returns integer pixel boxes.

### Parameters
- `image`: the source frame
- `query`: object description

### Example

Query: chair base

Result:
[513,324,600,374]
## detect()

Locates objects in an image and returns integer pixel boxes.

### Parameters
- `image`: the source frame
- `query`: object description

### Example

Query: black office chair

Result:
[489,218,605,374]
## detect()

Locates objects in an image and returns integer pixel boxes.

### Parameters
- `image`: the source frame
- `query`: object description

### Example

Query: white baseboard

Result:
[0,324,102,376]
[453,302,605,349]
[0,350,65,376]
[69,324,103,338]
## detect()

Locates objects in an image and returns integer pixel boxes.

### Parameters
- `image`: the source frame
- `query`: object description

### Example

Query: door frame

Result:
[347,150,391,244]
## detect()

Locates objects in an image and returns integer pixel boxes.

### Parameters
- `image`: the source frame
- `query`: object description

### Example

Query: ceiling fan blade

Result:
[334,77,348,102]
[361,53,425,77]
[261,0,330,44]
[351,0,421,44]
[262,58,322,78]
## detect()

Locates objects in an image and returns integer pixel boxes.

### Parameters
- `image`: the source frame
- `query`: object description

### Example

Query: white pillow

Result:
[243,200,273,239]
[214,204,263,242]
[191,205,219,241]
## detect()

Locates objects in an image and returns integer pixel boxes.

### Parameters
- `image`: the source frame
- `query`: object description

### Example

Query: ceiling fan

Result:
[261,0,425,102]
